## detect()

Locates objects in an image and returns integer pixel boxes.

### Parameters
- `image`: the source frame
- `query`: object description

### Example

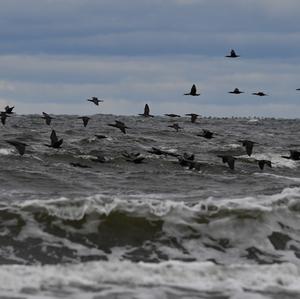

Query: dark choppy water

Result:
[0,114,300,299]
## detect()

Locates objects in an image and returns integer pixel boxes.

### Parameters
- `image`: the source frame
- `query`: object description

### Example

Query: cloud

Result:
[0,54,299,117]
[0,1,299,117]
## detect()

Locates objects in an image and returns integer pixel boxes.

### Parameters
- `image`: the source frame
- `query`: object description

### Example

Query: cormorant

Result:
[226,49,240,58]
[6,140,28,156]
[108,120,129,134]
[184,84,200,96]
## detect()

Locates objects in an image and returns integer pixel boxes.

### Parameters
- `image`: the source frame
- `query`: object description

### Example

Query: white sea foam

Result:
[12,186,300,222]
[0,148,14,155]
[237,152,298,168]
[0,260,298,299]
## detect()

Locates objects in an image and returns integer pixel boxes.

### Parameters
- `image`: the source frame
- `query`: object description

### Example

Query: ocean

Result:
[0,114,300,299]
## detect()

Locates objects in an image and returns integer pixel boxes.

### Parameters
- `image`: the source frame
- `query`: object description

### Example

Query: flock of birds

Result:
[1,49,300,171]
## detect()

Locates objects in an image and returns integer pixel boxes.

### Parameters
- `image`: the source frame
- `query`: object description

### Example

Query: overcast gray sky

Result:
[0,0,300,117]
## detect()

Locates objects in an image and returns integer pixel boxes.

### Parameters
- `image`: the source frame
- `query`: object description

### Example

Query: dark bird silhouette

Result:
[282,150,300,160]
[4,106,14,114]
[168,123,181,132]
[1,112,9,125]
[239,140,256,156]
[229,88,244,94]
[45,130,63,148]
[42,112,53,125]
[257,160,272,170]
[296,88,300,91]
[252,92,268,96]
[218,155,236,170]
[164,114,181,118]
[178,153,201,170]
[184,84,200,96]
[78,116,90,127]
[6,140,28,156]
[185,113,199,123]
[197,129,215,139]
[70,162,91,168]
[87,97,103,106]
[122,151,145,163]
[95,134,107,139]
[226,49,240,58]
[108,120,129,134]
[139,104,153,117]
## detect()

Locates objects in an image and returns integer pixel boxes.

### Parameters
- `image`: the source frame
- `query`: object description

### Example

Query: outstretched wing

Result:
[50,130,58,145]
[144,104,150,116]
[191,84,197,95]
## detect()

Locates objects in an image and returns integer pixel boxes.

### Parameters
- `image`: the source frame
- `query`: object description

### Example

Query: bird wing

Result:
[246,142,254,156]
[6,141,26,155]
[50,130,58,144]
[191,84,197,95]
[144,104,150,116]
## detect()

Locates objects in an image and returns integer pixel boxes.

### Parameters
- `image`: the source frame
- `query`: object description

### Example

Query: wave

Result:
[0,260,298,298]
[0,187,299,265]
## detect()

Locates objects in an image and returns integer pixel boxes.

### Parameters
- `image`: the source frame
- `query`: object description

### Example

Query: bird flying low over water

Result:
[185,113,199,123]
[229,88,244,94]
[218,155,236,170]
[226,49,240,58]
[4,106,14,114]
[108,120,129,134]
[257,159,272,170]
[78,116,90,127]
[184,84,200,96]
[6,140,28,156]
[45,130,63,148]
[197,129,215,139]
[282,150,300,160]
[164,113,181,118]
[87,97,103,106]
[139,104,153,117]
[239,140,256,156]
[252,92,268,96]
[168,123,181,132]
[42,112,53,125]
[1,112,9,125]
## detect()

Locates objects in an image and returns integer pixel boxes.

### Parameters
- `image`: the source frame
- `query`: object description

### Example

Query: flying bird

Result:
[87,97,103,106]
[257,160,272,170]
[229,88,244,94]
[218,155,236,170]
[4,106,14,114]
[164,113,181,118]
[252,92,268,96]
[239,140,256,156]
[184,84,200,96]
[197,129,215,139]
[95,134,108,139]
[6,140,28,156]
[282,150,300,160]
[42,112,53,125]
[185,113,199,123]
[45,130,63,148]
[78,116,90,127]
[1,112,9,125]
[139,104,153,117]
[226,49,240,58]
[108,120,129,134]
[168,123,181,132]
